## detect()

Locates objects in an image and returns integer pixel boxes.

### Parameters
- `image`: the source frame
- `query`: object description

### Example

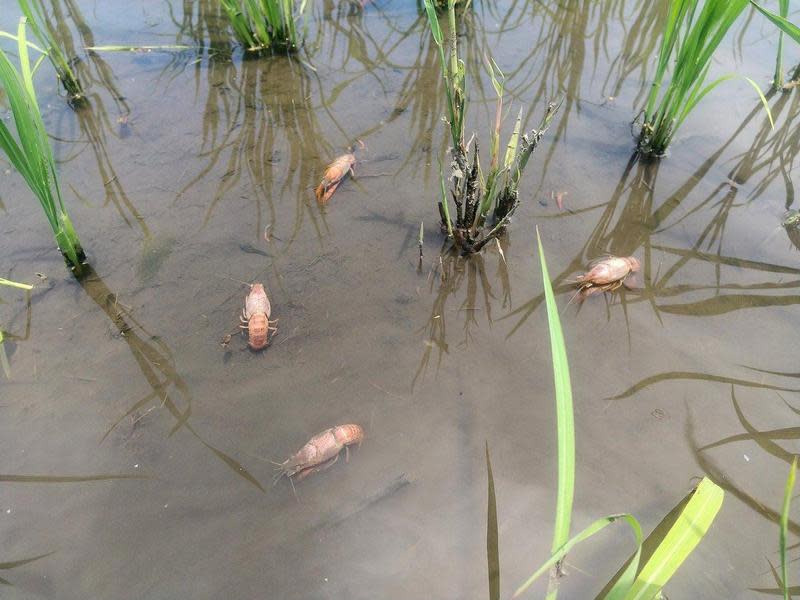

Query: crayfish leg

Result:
[294,455,339,481]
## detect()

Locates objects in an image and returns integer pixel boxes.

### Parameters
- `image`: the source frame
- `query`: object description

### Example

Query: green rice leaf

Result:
[0,278,33,290]
[0,31,45,54]
[504,108,523,169]
[536,228,575,600]
[622,477,724,600]
[513,514,642,599]
[751,1,800,45]
[438,159,453,237]
[780,457,796,600]
[677,74,773,134]
[485,56,504,100]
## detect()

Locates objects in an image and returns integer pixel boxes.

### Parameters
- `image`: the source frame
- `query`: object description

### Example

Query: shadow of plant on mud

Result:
[78,266,266,492]
[413,240,511,387]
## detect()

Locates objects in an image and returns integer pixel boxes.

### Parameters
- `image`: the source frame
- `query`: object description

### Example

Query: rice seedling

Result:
[636,0,773,157]
[501,230,725,599]
[0,18,86,273]
[423,0,560,255]
[219,0,307,53]
[1,0,83,100]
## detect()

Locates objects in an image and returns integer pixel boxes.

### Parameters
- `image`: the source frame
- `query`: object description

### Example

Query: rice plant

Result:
[0,18,86,273]
[499,231,725,599]
[220,0,307,53]
[636,0,772,157]
[0,0,84,100]
[423,0,559,255]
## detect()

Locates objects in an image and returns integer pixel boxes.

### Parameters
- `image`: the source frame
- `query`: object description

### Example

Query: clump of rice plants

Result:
[0,18,86,273]
[423,0,560,255]
[636,0,771,157]
[1,0,84,101]
[220,0,307,53]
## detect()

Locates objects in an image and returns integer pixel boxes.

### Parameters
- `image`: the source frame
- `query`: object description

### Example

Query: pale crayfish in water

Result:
[276,424,364,482]
[576,255,640,298]
[240,283,277,350]
[315,153,356,204]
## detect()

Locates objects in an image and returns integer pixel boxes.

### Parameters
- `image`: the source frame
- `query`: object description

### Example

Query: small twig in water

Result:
[418,221,424,271]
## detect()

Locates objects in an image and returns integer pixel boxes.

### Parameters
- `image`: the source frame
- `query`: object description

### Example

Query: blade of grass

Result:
[438,159,453,237]
[676,74,773,133]
[536,227,575,600]
[512,514,643,599]
[0,278,33,290]
[780,457,796,600]
[486,442,500,600]
[622,477,724,600]
[751,1,800,45]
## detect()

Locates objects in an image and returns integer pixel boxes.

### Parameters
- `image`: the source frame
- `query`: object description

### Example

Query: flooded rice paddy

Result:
[2,1,800,598]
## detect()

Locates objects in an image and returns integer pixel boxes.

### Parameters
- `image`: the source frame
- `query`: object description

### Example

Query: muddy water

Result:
[1,1,799,598]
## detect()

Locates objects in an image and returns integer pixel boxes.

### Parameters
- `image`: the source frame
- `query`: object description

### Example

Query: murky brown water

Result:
[1,1,800,598]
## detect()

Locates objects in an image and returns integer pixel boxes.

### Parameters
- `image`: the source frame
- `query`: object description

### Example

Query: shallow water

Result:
[1,1,800,598]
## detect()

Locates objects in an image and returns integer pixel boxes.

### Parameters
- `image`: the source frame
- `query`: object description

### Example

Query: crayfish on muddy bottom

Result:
[240,283,277,350]
[275,424,364,483]
[576,255,640,298]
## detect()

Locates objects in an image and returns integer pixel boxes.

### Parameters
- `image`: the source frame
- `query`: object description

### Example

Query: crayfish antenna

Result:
[562,288,583,312]
[271,469,285,487]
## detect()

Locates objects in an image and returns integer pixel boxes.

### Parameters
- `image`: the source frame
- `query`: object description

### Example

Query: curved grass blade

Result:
[536,227,575,600]
[780,457,797,599]
[512,514,643,599]
[622,477,723,600]
[677,74,773,132]
[750,1,800,45]
[596,485,693,599]
[486,442,500,600]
